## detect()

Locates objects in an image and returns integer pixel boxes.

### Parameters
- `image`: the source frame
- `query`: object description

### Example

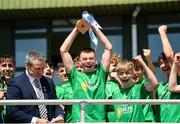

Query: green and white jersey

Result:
[106,80,148,122]
[68,64,108,122]
[156,76,180,122]
[55,81,73,123]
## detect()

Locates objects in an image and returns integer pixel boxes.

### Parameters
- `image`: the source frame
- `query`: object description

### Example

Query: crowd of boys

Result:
[0,19,179,123]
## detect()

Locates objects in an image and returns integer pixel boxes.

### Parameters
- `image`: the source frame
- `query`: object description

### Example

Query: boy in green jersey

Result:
[159,53,180,122]
[155,52,180,122]
[55,63,73,123]
[60,20,112,122]
[0,55,15,123]
[106,55,158,122]
[132,58,155,122]
[106,54,121,122]
[155,25,180,122]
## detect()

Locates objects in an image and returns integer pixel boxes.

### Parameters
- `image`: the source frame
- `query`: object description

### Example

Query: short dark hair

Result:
[158,52,168,64]
[45,60,54,68]
[57,62,64,70]
[0,55,15,65]
[80,48,95,54]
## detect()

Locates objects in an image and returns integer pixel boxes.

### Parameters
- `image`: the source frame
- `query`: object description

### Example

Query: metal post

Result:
[132,6,140,58]
[132,23,137,58]
[80,100,87,122]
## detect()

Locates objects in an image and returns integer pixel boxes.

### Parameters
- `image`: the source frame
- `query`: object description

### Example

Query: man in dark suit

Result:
[6,50,64,123]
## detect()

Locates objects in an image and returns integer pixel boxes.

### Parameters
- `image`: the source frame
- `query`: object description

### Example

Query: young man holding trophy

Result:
[60,16,112,122]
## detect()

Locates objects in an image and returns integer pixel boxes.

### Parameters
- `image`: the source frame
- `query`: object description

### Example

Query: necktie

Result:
[34,79,48,120]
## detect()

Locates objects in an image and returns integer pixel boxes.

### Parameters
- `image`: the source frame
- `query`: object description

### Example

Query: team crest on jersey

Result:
[81,82,88,91]
[88,80,94,87]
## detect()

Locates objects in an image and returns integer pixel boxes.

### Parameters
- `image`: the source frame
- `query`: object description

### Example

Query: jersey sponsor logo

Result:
[116,105,133,118]
[121,105,133,113]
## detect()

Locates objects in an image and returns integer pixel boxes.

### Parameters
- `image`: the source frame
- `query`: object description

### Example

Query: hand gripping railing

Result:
[1,99,180,122]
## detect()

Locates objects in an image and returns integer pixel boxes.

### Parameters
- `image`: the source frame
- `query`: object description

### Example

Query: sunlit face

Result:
[117,68,133,85]
[80,52,96,73]
[0,60,15,82]
[132,63,144,84]
[159,59,171,75]
[26,59,45,79]
[43,63,54,78]
[57,66,68,82]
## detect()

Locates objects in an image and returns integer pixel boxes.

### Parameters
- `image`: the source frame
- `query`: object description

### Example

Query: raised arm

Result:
[135,55,159,91]
[158,25,174,64]
[143,49,156,74]
[92,26,112,70]
[60,27,79,73]
[168,53,180,93]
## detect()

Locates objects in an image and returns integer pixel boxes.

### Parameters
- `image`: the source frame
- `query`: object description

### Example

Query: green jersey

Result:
[156,76,180,122]
[137,76,155,122]
[0,82,8,122]
[106,80,148,122]
[106,79,119,122]
[55,81,73,123]
[68,64,108,122]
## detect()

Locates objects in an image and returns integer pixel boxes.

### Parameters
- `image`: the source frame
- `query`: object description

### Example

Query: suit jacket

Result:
[6,72,64,123]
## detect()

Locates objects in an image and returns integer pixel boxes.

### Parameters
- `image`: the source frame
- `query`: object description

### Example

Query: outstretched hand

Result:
[135,55,144,64]
[158,25,167,34]
[143,49,151,57]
